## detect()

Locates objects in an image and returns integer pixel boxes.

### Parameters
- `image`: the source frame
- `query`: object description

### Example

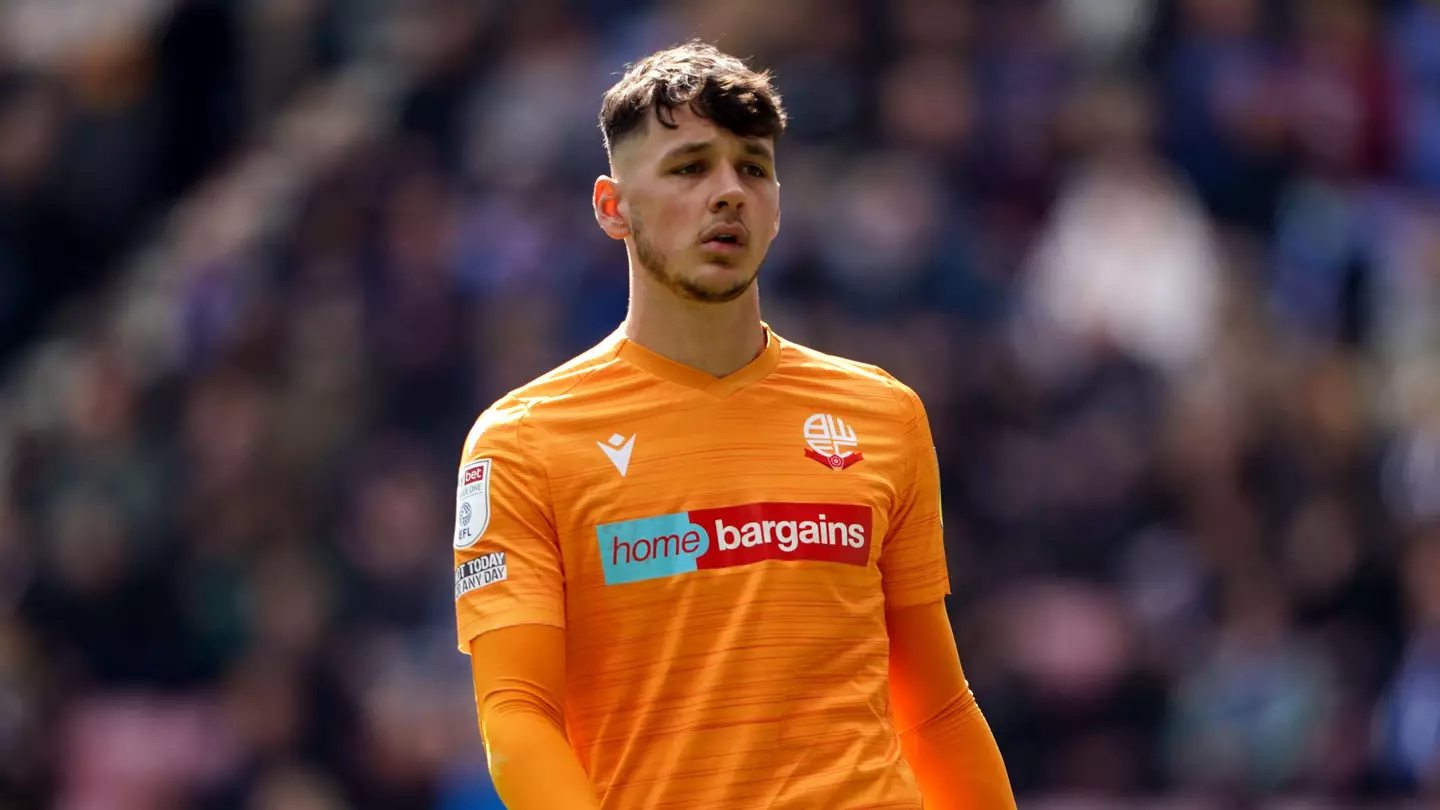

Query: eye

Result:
[742,163,769,178]
[672,162,703,175]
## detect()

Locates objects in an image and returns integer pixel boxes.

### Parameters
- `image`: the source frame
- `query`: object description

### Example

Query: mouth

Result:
[700,223,748,253]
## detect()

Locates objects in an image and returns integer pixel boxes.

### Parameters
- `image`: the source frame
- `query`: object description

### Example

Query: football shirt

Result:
[454,325,949,809]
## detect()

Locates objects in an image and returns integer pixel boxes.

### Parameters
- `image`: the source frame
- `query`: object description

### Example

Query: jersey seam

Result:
[513,346,629,580]
[458,610,566,652]
[880,376,921,517]
[816,357,892,385]
[514,410,557,536]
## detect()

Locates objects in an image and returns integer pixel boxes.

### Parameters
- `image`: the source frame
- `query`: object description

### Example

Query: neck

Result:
[623,267,766,379]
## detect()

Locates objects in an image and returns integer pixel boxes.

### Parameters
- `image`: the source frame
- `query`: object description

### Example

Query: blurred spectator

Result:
[1165,574,1338,793]
[0,0,247,377]
[1022,76,1222,378]
[1390,0,1440,194]
[1375,529,1440,795]
[1160,0,1290,233]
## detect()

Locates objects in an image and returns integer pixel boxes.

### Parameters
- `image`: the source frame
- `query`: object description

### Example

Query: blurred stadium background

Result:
[1,0,1439,808]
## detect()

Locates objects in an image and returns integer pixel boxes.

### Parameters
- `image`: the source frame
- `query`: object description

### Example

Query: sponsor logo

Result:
[455,551,507,598]
[804,414,863,470]
[454,459,492,548]
[595,502,871,585]
[598,433,636,476]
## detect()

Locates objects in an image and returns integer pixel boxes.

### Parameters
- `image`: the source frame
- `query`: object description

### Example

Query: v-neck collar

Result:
[614,324,782,398]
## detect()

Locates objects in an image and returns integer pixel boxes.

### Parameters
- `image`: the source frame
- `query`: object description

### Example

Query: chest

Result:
[543,397,906,590]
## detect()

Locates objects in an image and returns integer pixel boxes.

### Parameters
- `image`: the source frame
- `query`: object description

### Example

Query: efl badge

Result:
[804,414,863,470]
[455,459,492,548]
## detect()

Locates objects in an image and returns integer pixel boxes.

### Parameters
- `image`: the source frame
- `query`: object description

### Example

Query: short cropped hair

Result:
[599,41,787,155]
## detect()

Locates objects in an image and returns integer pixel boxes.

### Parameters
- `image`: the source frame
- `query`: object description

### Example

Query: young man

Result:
[454,42,1016,809]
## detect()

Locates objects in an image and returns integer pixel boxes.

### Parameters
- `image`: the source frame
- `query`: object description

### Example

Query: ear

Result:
[772,179,782,239]
[593,176,629,240]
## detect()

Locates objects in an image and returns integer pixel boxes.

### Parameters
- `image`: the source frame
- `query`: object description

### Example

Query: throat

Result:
[622,303,766,379]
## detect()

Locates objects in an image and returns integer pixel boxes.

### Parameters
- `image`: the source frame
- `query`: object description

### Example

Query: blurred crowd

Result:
[3,0,1440,808]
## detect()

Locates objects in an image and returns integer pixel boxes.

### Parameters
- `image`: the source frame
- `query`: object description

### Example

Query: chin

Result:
[682,286,751,304]
[676,266,757,303]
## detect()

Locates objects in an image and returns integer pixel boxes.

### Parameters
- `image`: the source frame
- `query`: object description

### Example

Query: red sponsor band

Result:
[689,502,871,569]
[463,465,486,485]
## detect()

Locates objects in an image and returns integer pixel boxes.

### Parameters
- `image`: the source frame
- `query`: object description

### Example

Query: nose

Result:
[708,164,746,212]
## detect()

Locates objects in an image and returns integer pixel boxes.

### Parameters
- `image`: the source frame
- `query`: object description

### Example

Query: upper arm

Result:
[454,407,566,652]
[879,384,951,609]
[469,624,569,723]
[887,599,969,730]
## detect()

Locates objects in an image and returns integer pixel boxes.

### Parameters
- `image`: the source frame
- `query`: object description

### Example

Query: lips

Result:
[699,222,748,247]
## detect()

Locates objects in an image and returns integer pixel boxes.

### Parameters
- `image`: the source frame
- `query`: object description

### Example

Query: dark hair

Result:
[599,41,787,154]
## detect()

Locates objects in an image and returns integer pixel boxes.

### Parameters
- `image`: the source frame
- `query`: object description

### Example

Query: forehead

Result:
[622,105,774,163]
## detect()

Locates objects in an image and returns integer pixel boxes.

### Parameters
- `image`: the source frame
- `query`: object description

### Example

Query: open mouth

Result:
[701,224,747,251]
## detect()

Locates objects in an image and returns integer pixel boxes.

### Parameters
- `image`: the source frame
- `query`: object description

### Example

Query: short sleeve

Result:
[454,405,566,652]
[879,385,951,609]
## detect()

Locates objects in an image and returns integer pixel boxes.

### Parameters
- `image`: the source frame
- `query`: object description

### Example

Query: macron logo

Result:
[598,433,636,476]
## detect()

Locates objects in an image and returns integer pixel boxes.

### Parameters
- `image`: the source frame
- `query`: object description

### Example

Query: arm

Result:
[470,625,601,809]
[888,600,1016,810]
[876,382,1015,808]
[453,405,597,807]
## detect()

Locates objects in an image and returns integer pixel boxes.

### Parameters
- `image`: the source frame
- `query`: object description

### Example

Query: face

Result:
[595,106,780,303]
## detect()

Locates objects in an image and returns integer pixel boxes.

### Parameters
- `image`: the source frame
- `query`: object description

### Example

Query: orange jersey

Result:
[453,325,950,809]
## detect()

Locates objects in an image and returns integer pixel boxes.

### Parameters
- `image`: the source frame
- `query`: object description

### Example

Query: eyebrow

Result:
[742,141,776,163]
[661,139,775,164]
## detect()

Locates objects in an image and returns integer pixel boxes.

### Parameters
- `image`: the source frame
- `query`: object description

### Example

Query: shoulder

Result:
[462,336,626,460]
[775,335,926,419]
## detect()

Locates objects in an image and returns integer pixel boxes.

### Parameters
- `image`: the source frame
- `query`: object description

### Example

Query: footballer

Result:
[453,41,1016,809]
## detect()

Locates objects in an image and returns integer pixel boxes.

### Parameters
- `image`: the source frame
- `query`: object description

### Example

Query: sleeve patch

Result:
[454,459,492,548]
[455,552,508,598]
